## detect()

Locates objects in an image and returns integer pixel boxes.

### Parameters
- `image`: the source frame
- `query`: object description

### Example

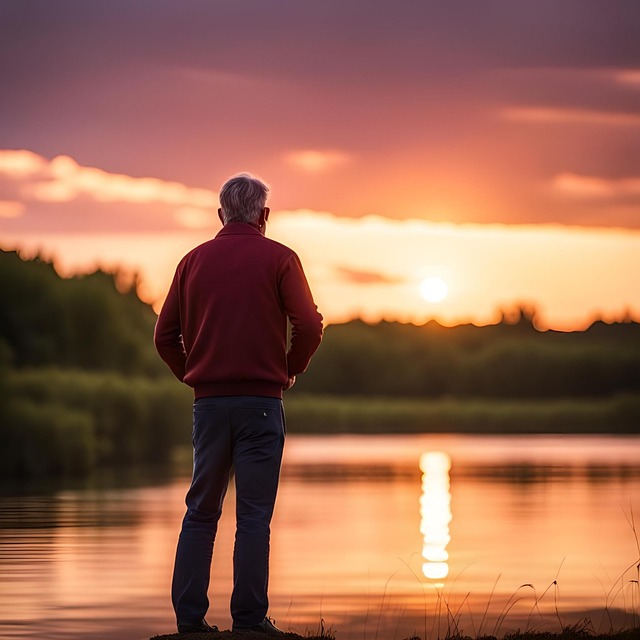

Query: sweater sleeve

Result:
[154,267,187,382]
[280,253,323,376]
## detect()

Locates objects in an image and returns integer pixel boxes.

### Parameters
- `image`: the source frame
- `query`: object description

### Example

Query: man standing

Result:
[154,174,323,635]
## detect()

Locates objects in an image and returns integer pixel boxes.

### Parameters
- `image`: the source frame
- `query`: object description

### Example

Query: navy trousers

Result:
[171,396,285,628]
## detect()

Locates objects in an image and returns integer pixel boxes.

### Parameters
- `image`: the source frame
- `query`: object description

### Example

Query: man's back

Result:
[155,223,322,399]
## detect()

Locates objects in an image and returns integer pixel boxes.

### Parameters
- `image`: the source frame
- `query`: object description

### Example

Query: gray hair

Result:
[219,173,269,225]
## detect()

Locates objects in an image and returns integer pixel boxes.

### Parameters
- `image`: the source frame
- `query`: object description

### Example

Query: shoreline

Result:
[150,629,640,640]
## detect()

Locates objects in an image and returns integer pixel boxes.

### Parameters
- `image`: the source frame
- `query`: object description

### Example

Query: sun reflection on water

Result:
[419,451,452,584]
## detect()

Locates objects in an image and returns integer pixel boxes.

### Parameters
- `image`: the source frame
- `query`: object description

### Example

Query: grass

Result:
[148,569,640,640]
[150,508,640,640]
[149,626,640,640]
[378,549,640,640]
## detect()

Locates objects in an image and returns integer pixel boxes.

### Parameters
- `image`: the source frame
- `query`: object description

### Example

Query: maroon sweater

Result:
[154,223,323,399]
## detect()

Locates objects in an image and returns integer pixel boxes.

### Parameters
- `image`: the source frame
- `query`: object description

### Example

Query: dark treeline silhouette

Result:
[0,250,163,375]
[292,314,640,399]
[1,249,639,477]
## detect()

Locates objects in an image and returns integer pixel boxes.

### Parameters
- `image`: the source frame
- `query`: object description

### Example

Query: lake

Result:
[1,434,639,640]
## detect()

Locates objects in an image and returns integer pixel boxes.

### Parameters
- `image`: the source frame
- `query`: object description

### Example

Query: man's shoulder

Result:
[177,238,217,266]
[260,235,298,259]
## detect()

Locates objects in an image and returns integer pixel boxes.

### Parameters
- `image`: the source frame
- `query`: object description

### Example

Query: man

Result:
[154,173,323,635]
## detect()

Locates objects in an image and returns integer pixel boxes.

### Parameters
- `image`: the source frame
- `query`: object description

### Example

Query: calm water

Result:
[1,434,639,640]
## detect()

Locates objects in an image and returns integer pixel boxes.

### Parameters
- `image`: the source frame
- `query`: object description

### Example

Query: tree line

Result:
[0,250,163,374]
[291,314,640,399]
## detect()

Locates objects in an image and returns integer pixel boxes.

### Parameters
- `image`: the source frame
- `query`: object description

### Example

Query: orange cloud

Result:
[0,149,47,178]
[27,154,217,207]
[0,201,25,218]
[334,266,405,285]
[0,149,218,230]
[554,173,640,198]
[615,69,640,85]
[174,207,216,230]
[502,107,640,127]
[285,149,352,173]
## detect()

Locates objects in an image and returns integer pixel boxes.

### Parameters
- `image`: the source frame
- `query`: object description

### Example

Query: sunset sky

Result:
[1,2,639,329]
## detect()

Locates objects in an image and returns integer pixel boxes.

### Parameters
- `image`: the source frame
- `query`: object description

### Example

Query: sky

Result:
[1,1,639,329]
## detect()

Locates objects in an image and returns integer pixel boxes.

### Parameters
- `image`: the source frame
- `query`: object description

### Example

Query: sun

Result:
[419,276,449,303]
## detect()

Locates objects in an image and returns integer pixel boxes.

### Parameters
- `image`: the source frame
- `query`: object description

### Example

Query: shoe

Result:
[177,618,219,634]
[232,617,285,635]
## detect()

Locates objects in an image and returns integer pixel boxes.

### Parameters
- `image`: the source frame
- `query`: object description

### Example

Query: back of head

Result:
[219,173,269,225]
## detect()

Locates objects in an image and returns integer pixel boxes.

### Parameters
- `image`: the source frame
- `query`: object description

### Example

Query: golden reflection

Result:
[419,451,452,581]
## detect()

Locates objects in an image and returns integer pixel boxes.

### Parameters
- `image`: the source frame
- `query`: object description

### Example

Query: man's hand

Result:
[283,376,296,391]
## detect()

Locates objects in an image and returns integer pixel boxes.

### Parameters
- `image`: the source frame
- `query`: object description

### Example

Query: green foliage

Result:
[0,250,164,375]
[293,318,640,400]
[5,368,193,476]
[0,400,96,477]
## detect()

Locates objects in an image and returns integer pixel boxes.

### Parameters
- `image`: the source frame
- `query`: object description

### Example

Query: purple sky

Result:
[2,0,640,233]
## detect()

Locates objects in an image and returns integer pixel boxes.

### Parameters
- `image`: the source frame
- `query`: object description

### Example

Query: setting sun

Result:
[420,276,449,303]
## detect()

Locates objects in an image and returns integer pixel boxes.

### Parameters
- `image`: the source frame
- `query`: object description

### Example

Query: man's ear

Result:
[259,207,270,227]
[217,208,225,225]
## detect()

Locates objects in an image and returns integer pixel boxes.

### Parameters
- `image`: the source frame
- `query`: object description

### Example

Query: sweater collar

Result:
[215,222,264,237]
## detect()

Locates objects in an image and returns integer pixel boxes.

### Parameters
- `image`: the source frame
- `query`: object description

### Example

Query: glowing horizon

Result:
[3,208,639,332]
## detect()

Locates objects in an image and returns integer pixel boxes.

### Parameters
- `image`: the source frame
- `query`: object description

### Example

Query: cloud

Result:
[554,173,640,198]
[174,207,216,230]
[285,149,352,173]
[0,149,216,209]
[615,69,640,86]
[0,149,218,232]
[0,149,47,178]
[0,201,24,218]
[502,107,640,127]
[26,154,217,207]
[334,266,405,285]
